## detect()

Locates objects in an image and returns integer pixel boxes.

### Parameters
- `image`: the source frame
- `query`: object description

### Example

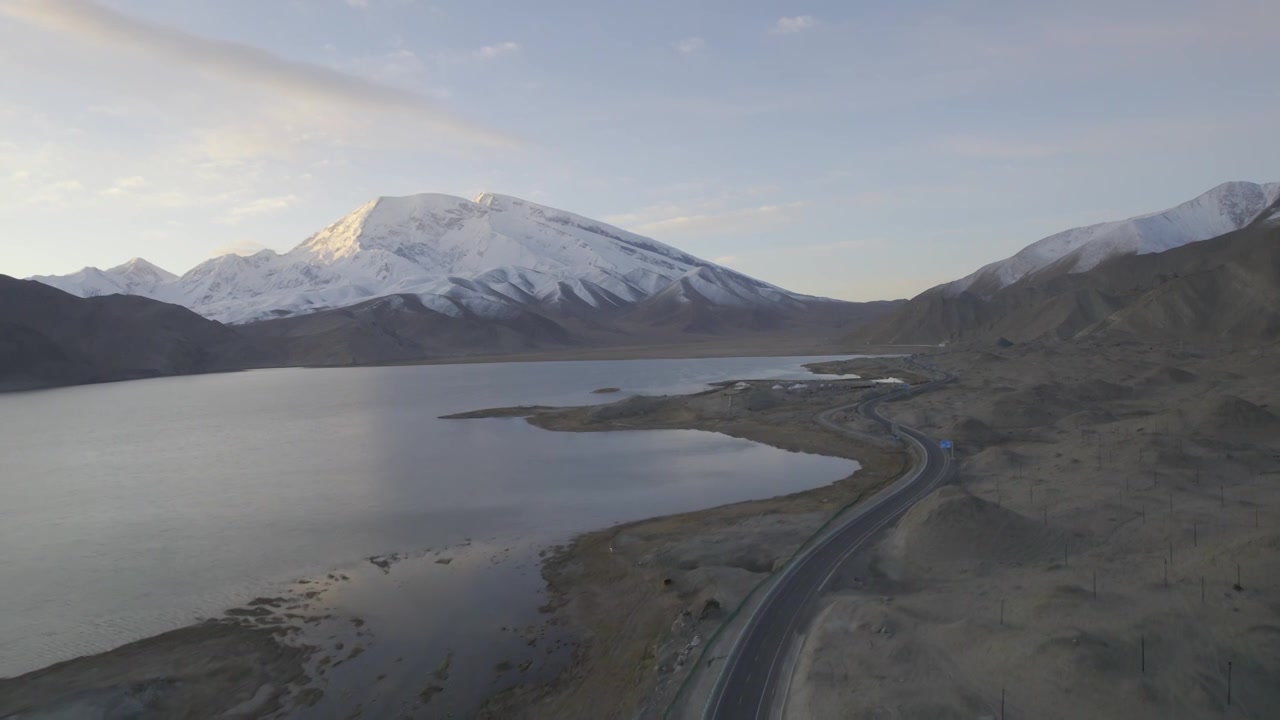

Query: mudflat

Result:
[0,621,312,719]
[455,356,921,719]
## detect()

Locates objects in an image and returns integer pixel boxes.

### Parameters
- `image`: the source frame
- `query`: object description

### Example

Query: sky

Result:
[1,0,1277,301]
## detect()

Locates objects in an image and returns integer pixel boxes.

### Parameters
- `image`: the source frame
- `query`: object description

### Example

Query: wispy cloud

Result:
[340,48,431,88]
[21,179,85,208]
[610,201,807,237]
[475,42,521,60]
[798,238,885,254]
[212,239,271,257]
[97,174,222,209]
[223,194,300,222]
[930,112,1274,162]
[771,16,816,35]
[99,175,146,197]
[713,255,739,266]
[934,135,1061,159]
[0,0,513,147]
[677,37,705,55]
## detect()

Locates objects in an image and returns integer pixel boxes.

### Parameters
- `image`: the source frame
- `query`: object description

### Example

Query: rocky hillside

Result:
[0,276,265,391]
[850,205,1280,345]
[946,181,1280,297]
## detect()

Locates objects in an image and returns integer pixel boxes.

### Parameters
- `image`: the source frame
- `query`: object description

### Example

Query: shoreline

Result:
[458,356,923,718]
[0,355,916,719]
[468,340,1280,719]
[1,336,926,394]
[378,340,931,368]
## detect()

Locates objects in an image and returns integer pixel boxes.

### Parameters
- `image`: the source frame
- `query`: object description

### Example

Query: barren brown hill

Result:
[0,275,265,391]
[850,214,1280,346]
[237,285,901,367]
[236,292,579,366]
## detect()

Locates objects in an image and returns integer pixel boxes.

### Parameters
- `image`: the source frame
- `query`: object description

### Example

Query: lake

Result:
[0,356,860,715]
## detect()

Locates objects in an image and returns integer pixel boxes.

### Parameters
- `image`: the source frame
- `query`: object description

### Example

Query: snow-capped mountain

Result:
[946,181,1280,297]
[31,192,824,325]
[32,258,177,299]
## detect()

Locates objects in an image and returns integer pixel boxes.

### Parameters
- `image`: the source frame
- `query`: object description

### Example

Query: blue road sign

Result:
[940,440,953,449]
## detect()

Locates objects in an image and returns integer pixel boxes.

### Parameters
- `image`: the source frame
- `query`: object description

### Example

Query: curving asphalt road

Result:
[704,359,955,720]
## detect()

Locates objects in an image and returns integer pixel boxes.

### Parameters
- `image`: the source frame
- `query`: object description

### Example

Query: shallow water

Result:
[0,356,859,713]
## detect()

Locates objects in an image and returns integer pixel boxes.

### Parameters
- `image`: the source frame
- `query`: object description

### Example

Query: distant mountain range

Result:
[32,192,836,325]
[851,181,1280,345]
[11,193,901,386]
[31,257,179,300]
[945,181,1280,298]
[0,276,263,391]
[11,179,1280,390]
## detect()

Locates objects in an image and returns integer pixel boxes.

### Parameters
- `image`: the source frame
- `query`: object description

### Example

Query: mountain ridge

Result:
[32,192,824,327]
[0,275,264,391]
[848,191,1280,345]
[22,192,900,378]
[946,180,1280,297]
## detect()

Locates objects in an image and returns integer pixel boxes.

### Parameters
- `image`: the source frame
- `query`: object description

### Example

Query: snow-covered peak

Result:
[111,257,176,280]
[1177,180,1280,224]
[668,265,803,308]
[31,191,814,324]
[30,257,177,298]
[946,180,1280,296]
[280,191,719,296]
[472,191,507,207]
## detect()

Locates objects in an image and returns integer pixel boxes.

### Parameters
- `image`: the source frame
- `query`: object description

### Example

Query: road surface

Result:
[704,361,955,720]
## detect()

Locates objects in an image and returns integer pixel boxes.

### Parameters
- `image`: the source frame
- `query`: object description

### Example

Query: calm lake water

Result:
[0,356,860,714]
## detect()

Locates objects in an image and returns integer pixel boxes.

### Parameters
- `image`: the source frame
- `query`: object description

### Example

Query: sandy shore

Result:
[0,615,317,719]
[450,356,924,718]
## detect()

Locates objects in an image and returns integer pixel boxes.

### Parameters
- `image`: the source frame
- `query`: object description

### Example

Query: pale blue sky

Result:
[1,0,1276,300]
